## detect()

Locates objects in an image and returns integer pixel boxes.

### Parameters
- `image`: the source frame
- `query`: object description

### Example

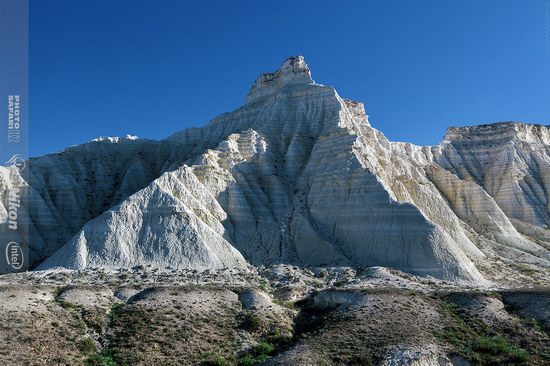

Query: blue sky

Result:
[30,0,550,157]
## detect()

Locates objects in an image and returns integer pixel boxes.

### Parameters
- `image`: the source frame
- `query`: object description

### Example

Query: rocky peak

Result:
[245,56,314,104]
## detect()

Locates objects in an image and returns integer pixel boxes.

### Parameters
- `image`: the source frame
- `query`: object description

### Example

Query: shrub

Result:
[251,342,275,356]
[237,355,255,366]
[201,355,231,366]
[272,299,298,310]
[80,337,96,355]
[265,332,293,348]
[109,303,126,322]
[85,352,117,366]
[236,339,281,365]
[239,312,262,331]
[59,300,81,311]
[473,336,529,361]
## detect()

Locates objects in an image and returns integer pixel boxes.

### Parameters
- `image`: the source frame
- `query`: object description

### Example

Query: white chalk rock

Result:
[2,56,549,282]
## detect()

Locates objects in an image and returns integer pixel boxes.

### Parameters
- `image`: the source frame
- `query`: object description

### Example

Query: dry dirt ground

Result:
[0,267,549,366]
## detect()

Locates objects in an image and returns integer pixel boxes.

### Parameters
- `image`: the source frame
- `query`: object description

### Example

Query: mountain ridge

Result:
[1,56,549,285]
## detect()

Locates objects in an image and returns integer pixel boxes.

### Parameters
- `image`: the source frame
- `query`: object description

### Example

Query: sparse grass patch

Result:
[333,277,350,287]
[515,263,537,275]
[85,350,118,366]
[265,331,293,348]
[201,354,233,366]
[59,300,82,311]
[434,298,530,365]
[258,278,269,292]
[55,286,67,298]
[80,337,96,355]
[473,336,529,363]
[236,342,274,364]
[526,317,544,332]
[235,330,294,365]
[273,299,298,310]
[109,302,126,322]
[312,281,325,289]
[236,355,255,366]
[238,312,262,331]
[253,341,276,356]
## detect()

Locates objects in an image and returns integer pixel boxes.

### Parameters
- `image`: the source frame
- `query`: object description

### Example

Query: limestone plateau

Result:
[1,56,550,285]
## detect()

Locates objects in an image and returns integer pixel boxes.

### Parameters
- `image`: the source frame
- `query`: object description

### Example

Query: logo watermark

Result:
[5,242,24,270]
[1,0,29,274]
[5,153,26,171]
[7,187,20,230]
[8,95,20,142]
[2,95,27,272]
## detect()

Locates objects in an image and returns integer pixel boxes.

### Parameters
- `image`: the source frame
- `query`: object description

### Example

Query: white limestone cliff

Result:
[2,56,549,282]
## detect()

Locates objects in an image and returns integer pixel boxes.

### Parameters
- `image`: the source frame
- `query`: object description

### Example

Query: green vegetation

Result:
[236,355,255,366]
[84,303,129,366]
[236,342,275,364]
[515,263,537,275]
[59,300,82,311]
[473,336,529,362]
[258,278,269,292]
[239,312,262,331]
[265,331,293,348]
[196,333,293,366]
[252,341,276,355]
[55,286,67,297]
[526,317,544,332]
[201,354,232,366]
[272,299,298,310]
[109,302,126,322]
[80,337,96,355]
[434,300,530,364]
[333,277,350,287]
[85,350,118,366]
[236,330,293,365]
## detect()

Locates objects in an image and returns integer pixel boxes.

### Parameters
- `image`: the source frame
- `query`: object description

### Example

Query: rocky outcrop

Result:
[433,123,550,245]
[3,56,549,283]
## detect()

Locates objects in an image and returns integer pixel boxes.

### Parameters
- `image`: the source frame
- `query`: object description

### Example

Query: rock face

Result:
[2,56,550,282]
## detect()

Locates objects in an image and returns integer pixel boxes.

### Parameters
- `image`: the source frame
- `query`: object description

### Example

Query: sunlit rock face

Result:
[434,123,550,232]
[3,56,549,282]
